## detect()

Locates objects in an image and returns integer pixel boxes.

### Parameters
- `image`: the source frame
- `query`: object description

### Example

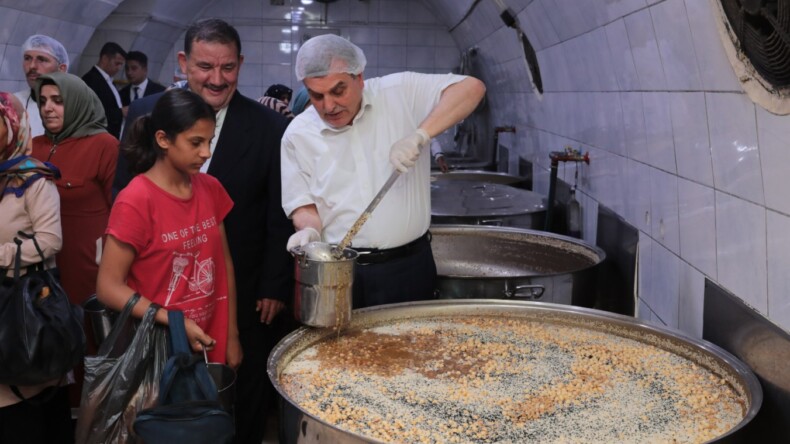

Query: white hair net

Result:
[22,35,69,67]
[295,34,366,81]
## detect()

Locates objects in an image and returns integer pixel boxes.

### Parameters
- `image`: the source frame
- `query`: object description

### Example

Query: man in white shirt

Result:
[14,35,69,137]
[281,34,485,308]
[81,42,126,139]
[431,138,450,173]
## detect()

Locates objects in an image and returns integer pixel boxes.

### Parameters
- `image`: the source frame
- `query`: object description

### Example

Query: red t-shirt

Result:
[107,174,234,363]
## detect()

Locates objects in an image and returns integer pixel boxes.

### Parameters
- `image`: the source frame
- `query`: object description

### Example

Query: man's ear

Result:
[58,64,67,73]
[177,51,188,74]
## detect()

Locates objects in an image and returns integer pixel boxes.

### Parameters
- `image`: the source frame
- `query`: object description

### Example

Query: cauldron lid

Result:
[430,170,525,186]
[431,179,546,217]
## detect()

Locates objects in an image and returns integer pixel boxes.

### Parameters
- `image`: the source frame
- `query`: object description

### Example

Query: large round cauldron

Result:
[430,225,604,306]
[268,300,762,444]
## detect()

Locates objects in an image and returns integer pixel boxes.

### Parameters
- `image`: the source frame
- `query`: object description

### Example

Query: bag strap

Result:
[10,232,48,281]
[167,310,191,356]
[96,292,143,356]
[12,237,22,280]
[9,374,66,405]
[160,310,219,403]
[16,231,47,266]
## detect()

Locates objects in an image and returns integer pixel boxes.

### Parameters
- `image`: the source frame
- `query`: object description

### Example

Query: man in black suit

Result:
[82,42,126,138]
[121,19,293,444]
[119,51,165,108]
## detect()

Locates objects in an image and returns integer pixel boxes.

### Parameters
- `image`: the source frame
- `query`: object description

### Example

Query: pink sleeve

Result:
[205,175,234,221]
[106,197,150,254]
[217,184,233,221]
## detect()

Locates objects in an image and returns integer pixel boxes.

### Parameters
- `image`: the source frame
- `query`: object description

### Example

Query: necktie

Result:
[133,86,139,101]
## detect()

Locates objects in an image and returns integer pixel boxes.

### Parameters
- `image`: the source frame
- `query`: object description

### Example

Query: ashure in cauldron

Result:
[269,300,762,444]
[430,225,604,306]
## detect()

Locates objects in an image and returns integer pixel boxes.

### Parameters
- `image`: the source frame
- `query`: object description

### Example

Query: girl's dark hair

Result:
[121,89,215,175]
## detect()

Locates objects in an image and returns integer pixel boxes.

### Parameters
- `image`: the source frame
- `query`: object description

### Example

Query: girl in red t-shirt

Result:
[97,89,241,367]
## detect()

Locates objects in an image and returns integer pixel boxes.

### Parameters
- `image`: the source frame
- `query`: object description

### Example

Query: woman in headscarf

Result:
[0,92,72,444]
[257,83,295,120]
[289,86,311,116]
[30,72,118,309]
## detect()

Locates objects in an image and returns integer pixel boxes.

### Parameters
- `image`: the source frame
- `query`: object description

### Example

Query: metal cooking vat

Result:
[431,180,546,229]
[430,225,604,306]
[268,300,762,444]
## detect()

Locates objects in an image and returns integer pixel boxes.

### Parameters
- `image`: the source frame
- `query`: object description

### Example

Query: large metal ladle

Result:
[331,169,402,259]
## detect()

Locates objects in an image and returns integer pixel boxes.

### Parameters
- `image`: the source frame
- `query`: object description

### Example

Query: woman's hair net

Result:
[295,34,366,81]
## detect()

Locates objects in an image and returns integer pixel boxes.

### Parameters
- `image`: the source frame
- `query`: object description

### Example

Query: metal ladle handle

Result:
[334,169,402,256]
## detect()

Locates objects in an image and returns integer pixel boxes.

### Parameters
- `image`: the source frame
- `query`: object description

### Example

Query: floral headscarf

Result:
[0,92,59,202]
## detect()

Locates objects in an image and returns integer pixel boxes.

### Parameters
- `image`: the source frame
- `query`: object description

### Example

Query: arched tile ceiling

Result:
[86,0,475,54]
[77,0,214,78]
[75,0,477,81]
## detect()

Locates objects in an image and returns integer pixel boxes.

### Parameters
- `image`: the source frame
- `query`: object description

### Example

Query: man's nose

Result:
[322,96,336,111]
[208,68,223,85]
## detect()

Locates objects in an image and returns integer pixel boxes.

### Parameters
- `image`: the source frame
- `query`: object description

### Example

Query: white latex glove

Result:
[389,129,430,173]
[286,227,320,251]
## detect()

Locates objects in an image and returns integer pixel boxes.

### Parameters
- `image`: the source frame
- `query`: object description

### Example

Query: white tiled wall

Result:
[456,0,790,338]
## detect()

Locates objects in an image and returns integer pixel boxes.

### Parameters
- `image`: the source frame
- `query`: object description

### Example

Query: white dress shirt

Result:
[281,71,467,249]
[430,139,444,159]
[129,78,149,102]
[200,106,228,173]
[94,65,122,108]
[14,89,45,137]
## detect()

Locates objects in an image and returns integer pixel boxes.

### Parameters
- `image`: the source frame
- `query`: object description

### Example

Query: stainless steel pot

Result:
[291,245,358,328]
[82,295,118,348]
[431,180,546,229]
[430,225,604,306]
[268,300,763,444]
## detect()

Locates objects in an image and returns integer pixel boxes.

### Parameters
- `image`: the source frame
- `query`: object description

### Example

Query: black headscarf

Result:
[265,84,293,102]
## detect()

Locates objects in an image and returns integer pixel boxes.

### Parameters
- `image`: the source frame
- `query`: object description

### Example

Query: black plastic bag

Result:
[0,232,85,386]
[75,293,168,444]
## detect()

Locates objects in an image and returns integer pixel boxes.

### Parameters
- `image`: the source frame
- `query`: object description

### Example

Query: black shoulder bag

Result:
[0,231,86,386]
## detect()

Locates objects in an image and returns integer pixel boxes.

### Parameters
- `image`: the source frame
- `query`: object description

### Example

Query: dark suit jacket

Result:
[119,91,294,329]
[119,79,166,107]
[82,66,123,139]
